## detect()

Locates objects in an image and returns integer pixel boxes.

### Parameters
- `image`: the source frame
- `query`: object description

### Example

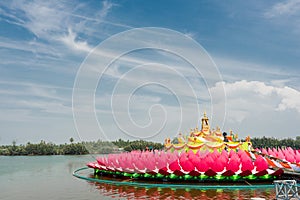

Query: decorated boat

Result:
[87,113,300,182]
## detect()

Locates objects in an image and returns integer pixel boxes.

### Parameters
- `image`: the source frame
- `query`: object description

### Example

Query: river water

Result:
[0,155,277,199]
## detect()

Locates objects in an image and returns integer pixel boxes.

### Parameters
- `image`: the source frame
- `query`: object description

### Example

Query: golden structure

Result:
[164,112,252,152]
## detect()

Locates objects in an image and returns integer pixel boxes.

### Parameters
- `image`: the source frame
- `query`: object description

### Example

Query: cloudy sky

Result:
[0,0,300,145]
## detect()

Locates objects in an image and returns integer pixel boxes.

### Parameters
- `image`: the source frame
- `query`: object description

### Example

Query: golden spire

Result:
[201,111,210,134]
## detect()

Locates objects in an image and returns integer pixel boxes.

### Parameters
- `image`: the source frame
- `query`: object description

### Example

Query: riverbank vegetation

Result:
[251,136,300,149]
[0,137,299,156]
[0,138,164,156]
[0,140,89,156]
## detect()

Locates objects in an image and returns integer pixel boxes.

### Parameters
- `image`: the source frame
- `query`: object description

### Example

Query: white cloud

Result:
[210,80,300,124]
[263,0,300,35]
[7,1,67,39]
[60,28,93,52]
[0,0,116,53]
[276,86,300,112]
[223,80,274,96]
[97,0,115,19]
[265,0,300,18]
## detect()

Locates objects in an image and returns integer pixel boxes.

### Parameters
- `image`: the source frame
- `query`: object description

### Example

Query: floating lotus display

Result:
[255,147,300,172]
[87,113,300,182]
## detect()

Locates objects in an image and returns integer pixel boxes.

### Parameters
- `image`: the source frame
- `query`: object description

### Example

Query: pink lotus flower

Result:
[87,148,298,181]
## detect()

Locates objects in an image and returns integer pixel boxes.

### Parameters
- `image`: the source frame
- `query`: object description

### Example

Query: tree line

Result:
[0,138,164,156]
[112,139,164,152]
[0,137,299,156]
[0,140,89,156]
[251,136,300,149]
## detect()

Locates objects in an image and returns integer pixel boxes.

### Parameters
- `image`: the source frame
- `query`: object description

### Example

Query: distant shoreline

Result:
[0,139,164,156]
[0,137,299,156]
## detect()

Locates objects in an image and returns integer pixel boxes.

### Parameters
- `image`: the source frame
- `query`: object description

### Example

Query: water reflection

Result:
[87,177,276,199]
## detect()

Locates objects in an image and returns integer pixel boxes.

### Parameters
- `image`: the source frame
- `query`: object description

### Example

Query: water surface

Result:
[0,155,276,199]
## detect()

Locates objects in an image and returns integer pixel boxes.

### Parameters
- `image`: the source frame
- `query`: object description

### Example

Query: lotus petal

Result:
[254,155,268,171]
[156,157,167,170]
[211,159,225,172]
[145,157,156,172]
[87,162,96,168]
[295,152,300,163]
[277,149,285,160]
[241,157,254,171]
[97,157,105,166]
[169,160,181,171]
[261,148,268,155]
[226,157,240,172]
[229,149,236,158]
[179,157,195,172]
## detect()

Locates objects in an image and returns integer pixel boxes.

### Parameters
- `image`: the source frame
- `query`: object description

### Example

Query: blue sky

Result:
[0,0,300,145]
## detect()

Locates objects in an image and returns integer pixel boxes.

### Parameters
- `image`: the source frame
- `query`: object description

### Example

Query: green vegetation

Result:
[0,137,299,156]
[82,139,164,154]
[251,136,300,149]
[0,140,89,156]
[112,139,164,152]
[82,140,116,154]
[0,138,164,156]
